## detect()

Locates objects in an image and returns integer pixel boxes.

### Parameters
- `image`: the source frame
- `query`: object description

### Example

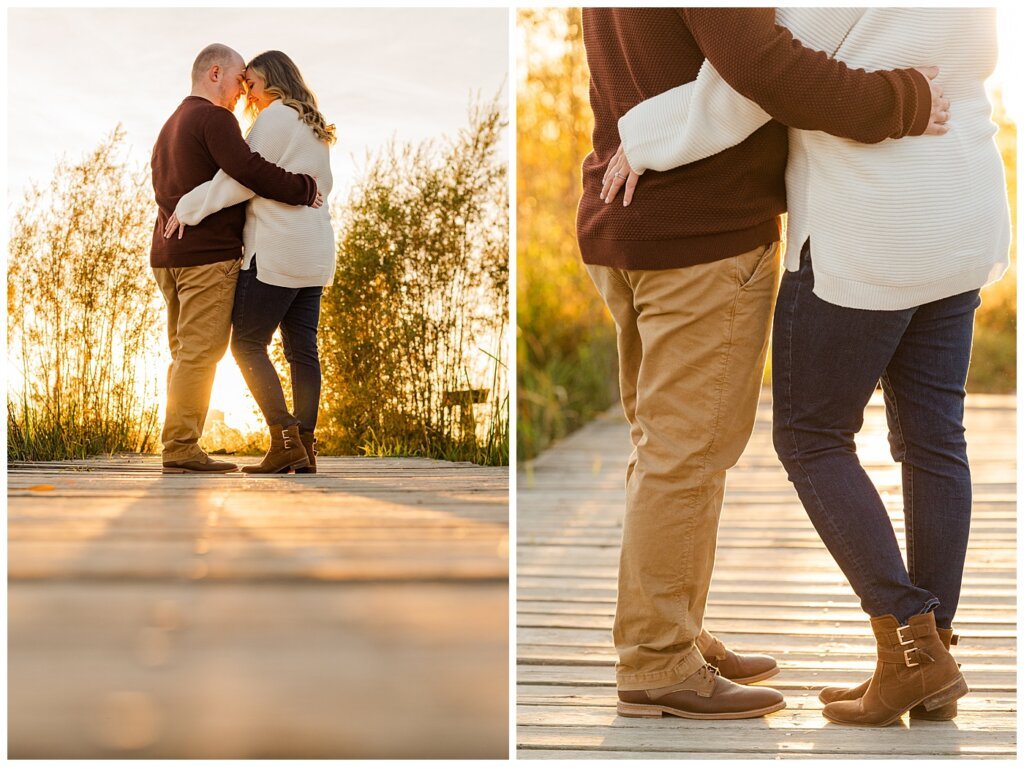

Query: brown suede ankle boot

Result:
[293,432,317,474]
[819,628,959,720]
[618,664,786,720]
[697,628,779,684]
[822,613,967,727]
[242,424,309,474]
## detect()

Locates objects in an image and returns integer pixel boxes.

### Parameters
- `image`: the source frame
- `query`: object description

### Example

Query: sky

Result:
[7,7,509,200]
[7,7,509,433]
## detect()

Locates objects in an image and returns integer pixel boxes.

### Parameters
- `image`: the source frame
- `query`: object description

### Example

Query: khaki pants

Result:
[153,259,240,461]
[586,242,780,691]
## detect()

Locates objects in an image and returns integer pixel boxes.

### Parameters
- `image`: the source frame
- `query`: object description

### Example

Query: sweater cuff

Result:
[618,109,651,174]
[905,68,932,137]
[304,175,319,206]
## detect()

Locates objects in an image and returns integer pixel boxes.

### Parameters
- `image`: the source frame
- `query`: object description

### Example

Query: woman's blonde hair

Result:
[245,50,337,145]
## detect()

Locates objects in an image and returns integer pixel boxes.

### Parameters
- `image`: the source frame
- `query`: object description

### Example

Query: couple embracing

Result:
[578,9,1010,726]
[151,44,335,475]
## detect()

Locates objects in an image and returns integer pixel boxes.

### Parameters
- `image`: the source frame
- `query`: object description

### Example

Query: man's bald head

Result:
[190,44,246,110]
[191,43,243,87]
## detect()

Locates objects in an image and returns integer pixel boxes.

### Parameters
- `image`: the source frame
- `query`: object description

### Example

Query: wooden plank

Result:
[516,601,1016,624]
[517,726,1015,757]
[516,664,1015,692]
[518,704,1015,731]
[517,750,1013,760]
[518,688,1018,712]
[517,614,1017,637]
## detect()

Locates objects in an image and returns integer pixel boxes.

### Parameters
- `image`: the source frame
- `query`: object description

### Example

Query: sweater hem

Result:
[810,260,1009,311]
[251,265,333,289]
[579,220,780,270]
[150,250,241,269]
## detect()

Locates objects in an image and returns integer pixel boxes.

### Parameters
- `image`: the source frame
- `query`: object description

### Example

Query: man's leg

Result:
[157,259,239,462]
[588,241,779,691]
[153,267,183,398]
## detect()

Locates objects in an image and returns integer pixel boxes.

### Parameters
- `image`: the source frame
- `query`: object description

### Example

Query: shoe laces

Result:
[699,663,721,680]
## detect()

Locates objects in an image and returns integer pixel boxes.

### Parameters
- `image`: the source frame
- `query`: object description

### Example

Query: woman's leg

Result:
[881,289,980,629]
[772,243,937,623]
[279,286,323,433]
[230,264,300,429]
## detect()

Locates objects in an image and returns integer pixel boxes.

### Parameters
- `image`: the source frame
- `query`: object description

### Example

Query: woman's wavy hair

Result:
[245,50,337,145]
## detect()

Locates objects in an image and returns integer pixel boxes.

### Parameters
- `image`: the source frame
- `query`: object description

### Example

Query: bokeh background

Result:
[517,8,1017,461]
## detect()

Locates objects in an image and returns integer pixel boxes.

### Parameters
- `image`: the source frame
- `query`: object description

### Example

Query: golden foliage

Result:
[517,9,617,460]
[7,127,162,459]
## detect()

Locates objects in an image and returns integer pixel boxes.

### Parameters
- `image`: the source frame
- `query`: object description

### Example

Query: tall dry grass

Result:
[517,9,618,462]
[316,97,510,465]
[8,127,162,461]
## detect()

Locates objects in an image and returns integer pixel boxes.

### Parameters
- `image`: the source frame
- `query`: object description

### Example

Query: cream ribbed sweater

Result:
[619,8,1011,310]
[176,100,336,289]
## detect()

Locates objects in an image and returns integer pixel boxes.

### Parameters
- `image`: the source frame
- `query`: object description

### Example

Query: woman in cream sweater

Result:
[167,50,336,474]
[600,8,1011,726]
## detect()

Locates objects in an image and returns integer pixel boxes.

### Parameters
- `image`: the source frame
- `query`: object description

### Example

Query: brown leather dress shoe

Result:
[819,628,959,720]
[162,453,238,473]
[822,613,967,727]
[617,664,786,720]
[697,628,780,684]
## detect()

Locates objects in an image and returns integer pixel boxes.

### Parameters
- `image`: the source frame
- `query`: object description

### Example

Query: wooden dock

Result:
[8,456,509,759]
[517,392,1016,759]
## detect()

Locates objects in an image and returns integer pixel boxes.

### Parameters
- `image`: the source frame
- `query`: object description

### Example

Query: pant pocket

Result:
[737,242,778,290]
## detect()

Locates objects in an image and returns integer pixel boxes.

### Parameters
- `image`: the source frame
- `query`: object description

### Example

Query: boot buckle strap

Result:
[896,625,915,646]
[903,647,921,667]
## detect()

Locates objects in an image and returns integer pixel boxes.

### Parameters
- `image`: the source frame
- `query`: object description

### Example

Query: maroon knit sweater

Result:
[150,96,319,268]
[577,8,932,270]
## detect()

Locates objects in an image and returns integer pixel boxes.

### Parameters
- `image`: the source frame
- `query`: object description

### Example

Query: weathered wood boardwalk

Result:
[8,455,508,759]
[517,392,1015,759]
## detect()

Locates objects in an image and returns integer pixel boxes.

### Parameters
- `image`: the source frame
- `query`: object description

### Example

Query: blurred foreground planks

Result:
[517,392,1015,759]
[9,456,509,758]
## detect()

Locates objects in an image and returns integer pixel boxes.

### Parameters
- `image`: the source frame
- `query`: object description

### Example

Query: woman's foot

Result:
[293,432,317,474]
[242,424,309,474]
[819,627,959,720]
[822,613,967,727]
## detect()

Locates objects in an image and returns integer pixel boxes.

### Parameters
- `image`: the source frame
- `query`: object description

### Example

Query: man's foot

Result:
[162,453,238,473]
[698,628,780,684]
[617,664,786,720]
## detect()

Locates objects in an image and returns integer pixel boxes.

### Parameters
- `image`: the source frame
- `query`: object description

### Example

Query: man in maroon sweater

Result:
[577,9,944,720]
[152,43,321,474]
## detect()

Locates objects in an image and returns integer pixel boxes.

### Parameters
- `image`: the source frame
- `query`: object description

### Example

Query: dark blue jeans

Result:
[230,258,323,433]
[772,242,980,629]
